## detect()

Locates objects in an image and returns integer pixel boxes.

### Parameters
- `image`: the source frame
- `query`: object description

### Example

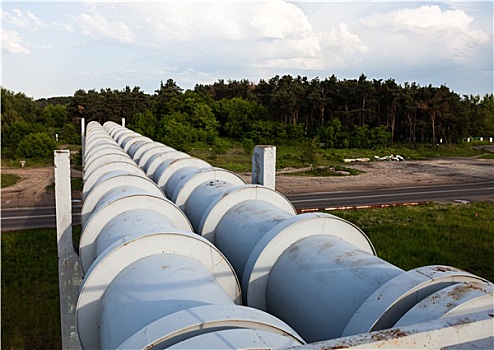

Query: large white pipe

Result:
[76,122,306,349]
[102,121,494,345]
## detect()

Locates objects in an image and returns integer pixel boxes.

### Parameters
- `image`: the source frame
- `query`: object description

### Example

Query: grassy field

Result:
[1,229,62,350]
[1,174,21,188]
[187,140,492,172]
[332,202,494,281]
[1,202,492,349]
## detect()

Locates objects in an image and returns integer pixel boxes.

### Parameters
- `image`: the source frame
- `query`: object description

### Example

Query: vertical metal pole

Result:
[81,118,85,168]
[252,145,276,190]
[54,150,83,350]
[122,117,126,127]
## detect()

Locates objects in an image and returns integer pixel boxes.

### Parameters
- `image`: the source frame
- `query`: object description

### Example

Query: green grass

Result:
[1,158,54,168]
[188,140,491,173]
[1,228,62,350]
[45,177,84,192]
[1,173,21,188]
[331,202,494,282]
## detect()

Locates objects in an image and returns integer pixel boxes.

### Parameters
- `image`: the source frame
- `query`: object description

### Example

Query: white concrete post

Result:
[252,145,276,190]
[122,117,126,127]
[54,150,83,350]
[81,118,85,168]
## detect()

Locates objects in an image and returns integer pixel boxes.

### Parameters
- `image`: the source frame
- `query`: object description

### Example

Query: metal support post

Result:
[81,118,85,168]
[54,150,82,350]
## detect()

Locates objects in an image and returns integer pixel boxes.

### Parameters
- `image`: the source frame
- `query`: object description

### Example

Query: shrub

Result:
[15,132,57,159]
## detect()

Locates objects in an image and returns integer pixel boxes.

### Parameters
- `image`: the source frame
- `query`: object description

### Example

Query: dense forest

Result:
[2,74,493,159]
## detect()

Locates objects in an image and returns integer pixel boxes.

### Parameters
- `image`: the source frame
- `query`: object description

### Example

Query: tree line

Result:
[1,74,493,159]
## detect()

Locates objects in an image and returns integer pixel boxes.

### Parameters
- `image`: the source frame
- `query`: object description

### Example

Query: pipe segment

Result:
[131,141,167,164]
[81,173,163,226]
[102,122,494,345]
[126,139,152,159]
[76,122,305,349]
[137,144,175,169]
[167,167,245,210]
[83,152,132,179]
[82,160,144,201]
[153,157,211,190]
[144,150,191,179]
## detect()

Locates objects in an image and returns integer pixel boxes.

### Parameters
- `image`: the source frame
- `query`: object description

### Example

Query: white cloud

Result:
[2,9,45,32]
[251,0,313,40]
[2,29,30,54]
[319,23,368,65]
[363,5,489,61]
[78,8,134,43]
[53,22,74,33]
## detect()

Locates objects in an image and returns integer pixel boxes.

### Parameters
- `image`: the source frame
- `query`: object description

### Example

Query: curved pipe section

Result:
[77,122,304,349]
[102,122,493,344]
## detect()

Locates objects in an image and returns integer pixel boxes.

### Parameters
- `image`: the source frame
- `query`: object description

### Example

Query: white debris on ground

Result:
[374,155,404,161]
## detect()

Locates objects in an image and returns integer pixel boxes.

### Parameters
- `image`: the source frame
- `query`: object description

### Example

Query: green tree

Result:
[15,132,57,159]
[128,109,157,138]
[60,123,80,144]
[41,104,67,128]
[1,122,45,157]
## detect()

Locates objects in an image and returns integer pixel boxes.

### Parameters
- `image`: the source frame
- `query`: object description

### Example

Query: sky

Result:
[2,1,493,99]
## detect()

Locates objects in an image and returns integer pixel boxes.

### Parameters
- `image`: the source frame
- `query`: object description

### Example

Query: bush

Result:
[15,132,57,159]
[242,138,255,155]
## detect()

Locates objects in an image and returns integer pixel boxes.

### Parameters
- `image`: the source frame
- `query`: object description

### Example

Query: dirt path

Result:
[2,157,493,208]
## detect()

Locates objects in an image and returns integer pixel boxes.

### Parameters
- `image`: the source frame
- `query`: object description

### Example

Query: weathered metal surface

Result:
[168,328,301,349]
[343,265,490,336]
[117,305,305,349]
[394,281,494,327]
[287,311,493,349]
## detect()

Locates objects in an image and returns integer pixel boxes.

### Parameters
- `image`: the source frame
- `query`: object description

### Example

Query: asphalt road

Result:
[1,204,82,231]
[286,181,494,211]
[1,181,493,231]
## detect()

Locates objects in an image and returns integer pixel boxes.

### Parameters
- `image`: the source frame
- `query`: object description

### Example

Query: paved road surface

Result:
[1,182,493,231]
[287,181,494,210]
